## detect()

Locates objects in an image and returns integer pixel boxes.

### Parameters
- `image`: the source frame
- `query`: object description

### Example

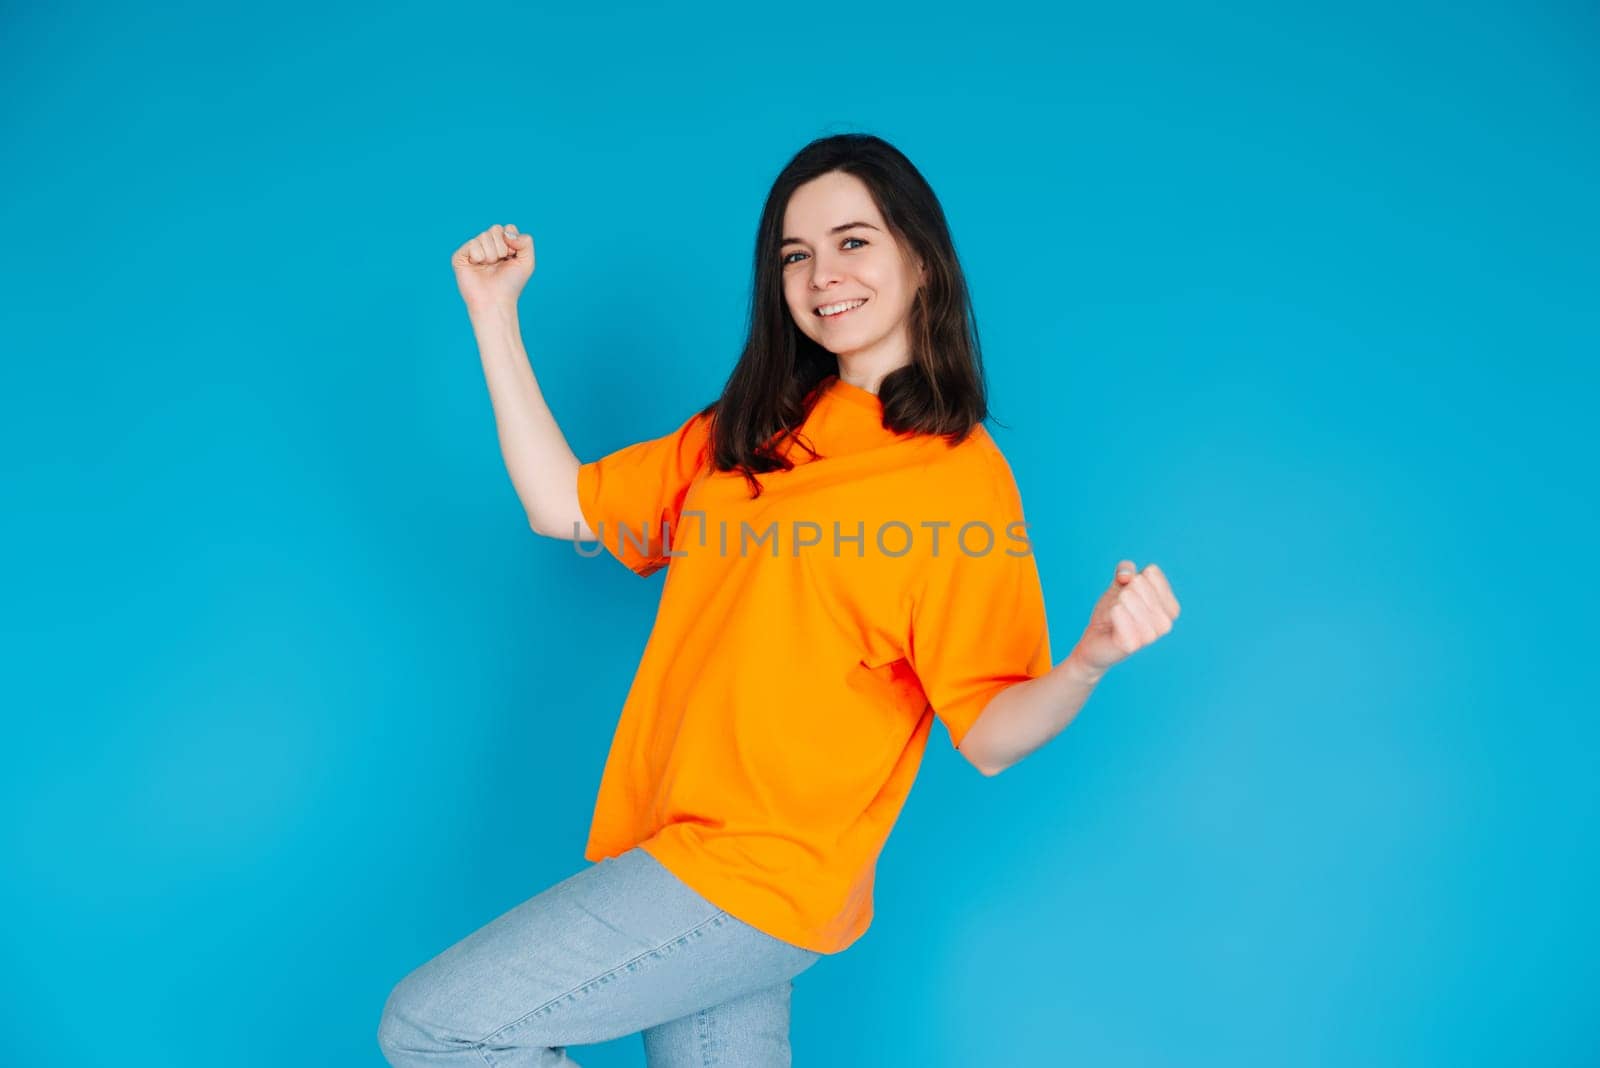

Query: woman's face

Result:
[780,170,926,366]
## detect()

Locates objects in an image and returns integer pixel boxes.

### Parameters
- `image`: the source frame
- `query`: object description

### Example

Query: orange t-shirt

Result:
[574,373,1052,954]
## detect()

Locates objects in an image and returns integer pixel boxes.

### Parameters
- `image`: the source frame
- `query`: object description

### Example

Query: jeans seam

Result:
[476,909,731,1046]
[698,1004,715,1066]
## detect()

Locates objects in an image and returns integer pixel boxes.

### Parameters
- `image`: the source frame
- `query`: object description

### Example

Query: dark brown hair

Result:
[697,132,997,498]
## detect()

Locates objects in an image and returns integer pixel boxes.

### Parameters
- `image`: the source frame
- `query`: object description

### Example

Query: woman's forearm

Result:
[959,651,1105,776]
[467,300,581,534]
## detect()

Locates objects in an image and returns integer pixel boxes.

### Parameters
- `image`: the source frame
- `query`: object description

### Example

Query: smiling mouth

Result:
[816,298,868,320]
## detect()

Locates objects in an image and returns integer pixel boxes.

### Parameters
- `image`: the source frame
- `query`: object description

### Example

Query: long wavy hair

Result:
[696,132,997,498]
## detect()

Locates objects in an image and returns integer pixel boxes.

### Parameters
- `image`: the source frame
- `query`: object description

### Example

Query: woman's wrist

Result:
[1060,648,1106,688]
[467,298,520,323]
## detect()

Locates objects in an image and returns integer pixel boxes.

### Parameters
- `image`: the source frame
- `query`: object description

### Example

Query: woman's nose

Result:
[808,256,843,287]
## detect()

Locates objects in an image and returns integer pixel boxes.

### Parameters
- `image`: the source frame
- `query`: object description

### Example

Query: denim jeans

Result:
[377,846,825,1066]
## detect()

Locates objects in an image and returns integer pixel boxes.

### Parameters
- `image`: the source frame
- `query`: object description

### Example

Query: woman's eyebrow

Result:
[781,221,881,247]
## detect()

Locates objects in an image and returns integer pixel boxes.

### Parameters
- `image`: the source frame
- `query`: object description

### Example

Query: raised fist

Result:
[451,223,535,310]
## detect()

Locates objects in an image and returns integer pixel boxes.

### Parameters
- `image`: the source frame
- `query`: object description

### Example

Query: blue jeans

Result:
[377,846,825,1066]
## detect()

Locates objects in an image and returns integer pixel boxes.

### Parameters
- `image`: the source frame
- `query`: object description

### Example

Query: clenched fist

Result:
[1070,561,1181,676]
[452,223,535,311]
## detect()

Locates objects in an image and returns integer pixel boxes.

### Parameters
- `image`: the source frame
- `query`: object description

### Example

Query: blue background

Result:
[4,1,1596,1065]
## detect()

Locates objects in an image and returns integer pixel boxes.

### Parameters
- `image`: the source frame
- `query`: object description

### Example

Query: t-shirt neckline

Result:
[824,374,884,412]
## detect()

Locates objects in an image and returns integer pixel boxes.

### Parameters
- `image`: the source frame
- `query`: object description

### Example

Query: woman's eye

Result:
[782,237,867,266]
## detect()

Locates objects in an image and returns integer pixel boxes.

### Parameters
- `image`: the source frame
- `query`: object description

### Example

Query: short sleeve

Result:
[905,451,1053,749]
[575,408,713,577]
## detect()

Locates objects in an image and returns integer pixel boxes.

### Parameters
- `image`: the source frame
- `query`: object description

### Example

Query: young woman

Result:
[379,133,1180,1067]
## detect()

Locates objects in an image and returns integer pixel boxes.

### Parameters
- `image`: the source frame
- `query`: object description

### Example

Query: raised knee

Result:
[377,976,464,1061]
[376,979,420,1056]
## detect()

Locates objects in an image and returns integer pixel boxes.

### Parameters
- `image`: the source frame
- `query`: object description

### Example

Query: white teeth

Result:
[817,299,866,317]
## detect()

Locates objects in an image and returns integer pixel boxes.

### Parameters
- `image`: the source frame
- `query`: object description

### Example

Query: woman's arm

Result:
[467,299,592,541]
[451,222,592,542]
[956,652,1103,776]
[959,562,1180,775]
